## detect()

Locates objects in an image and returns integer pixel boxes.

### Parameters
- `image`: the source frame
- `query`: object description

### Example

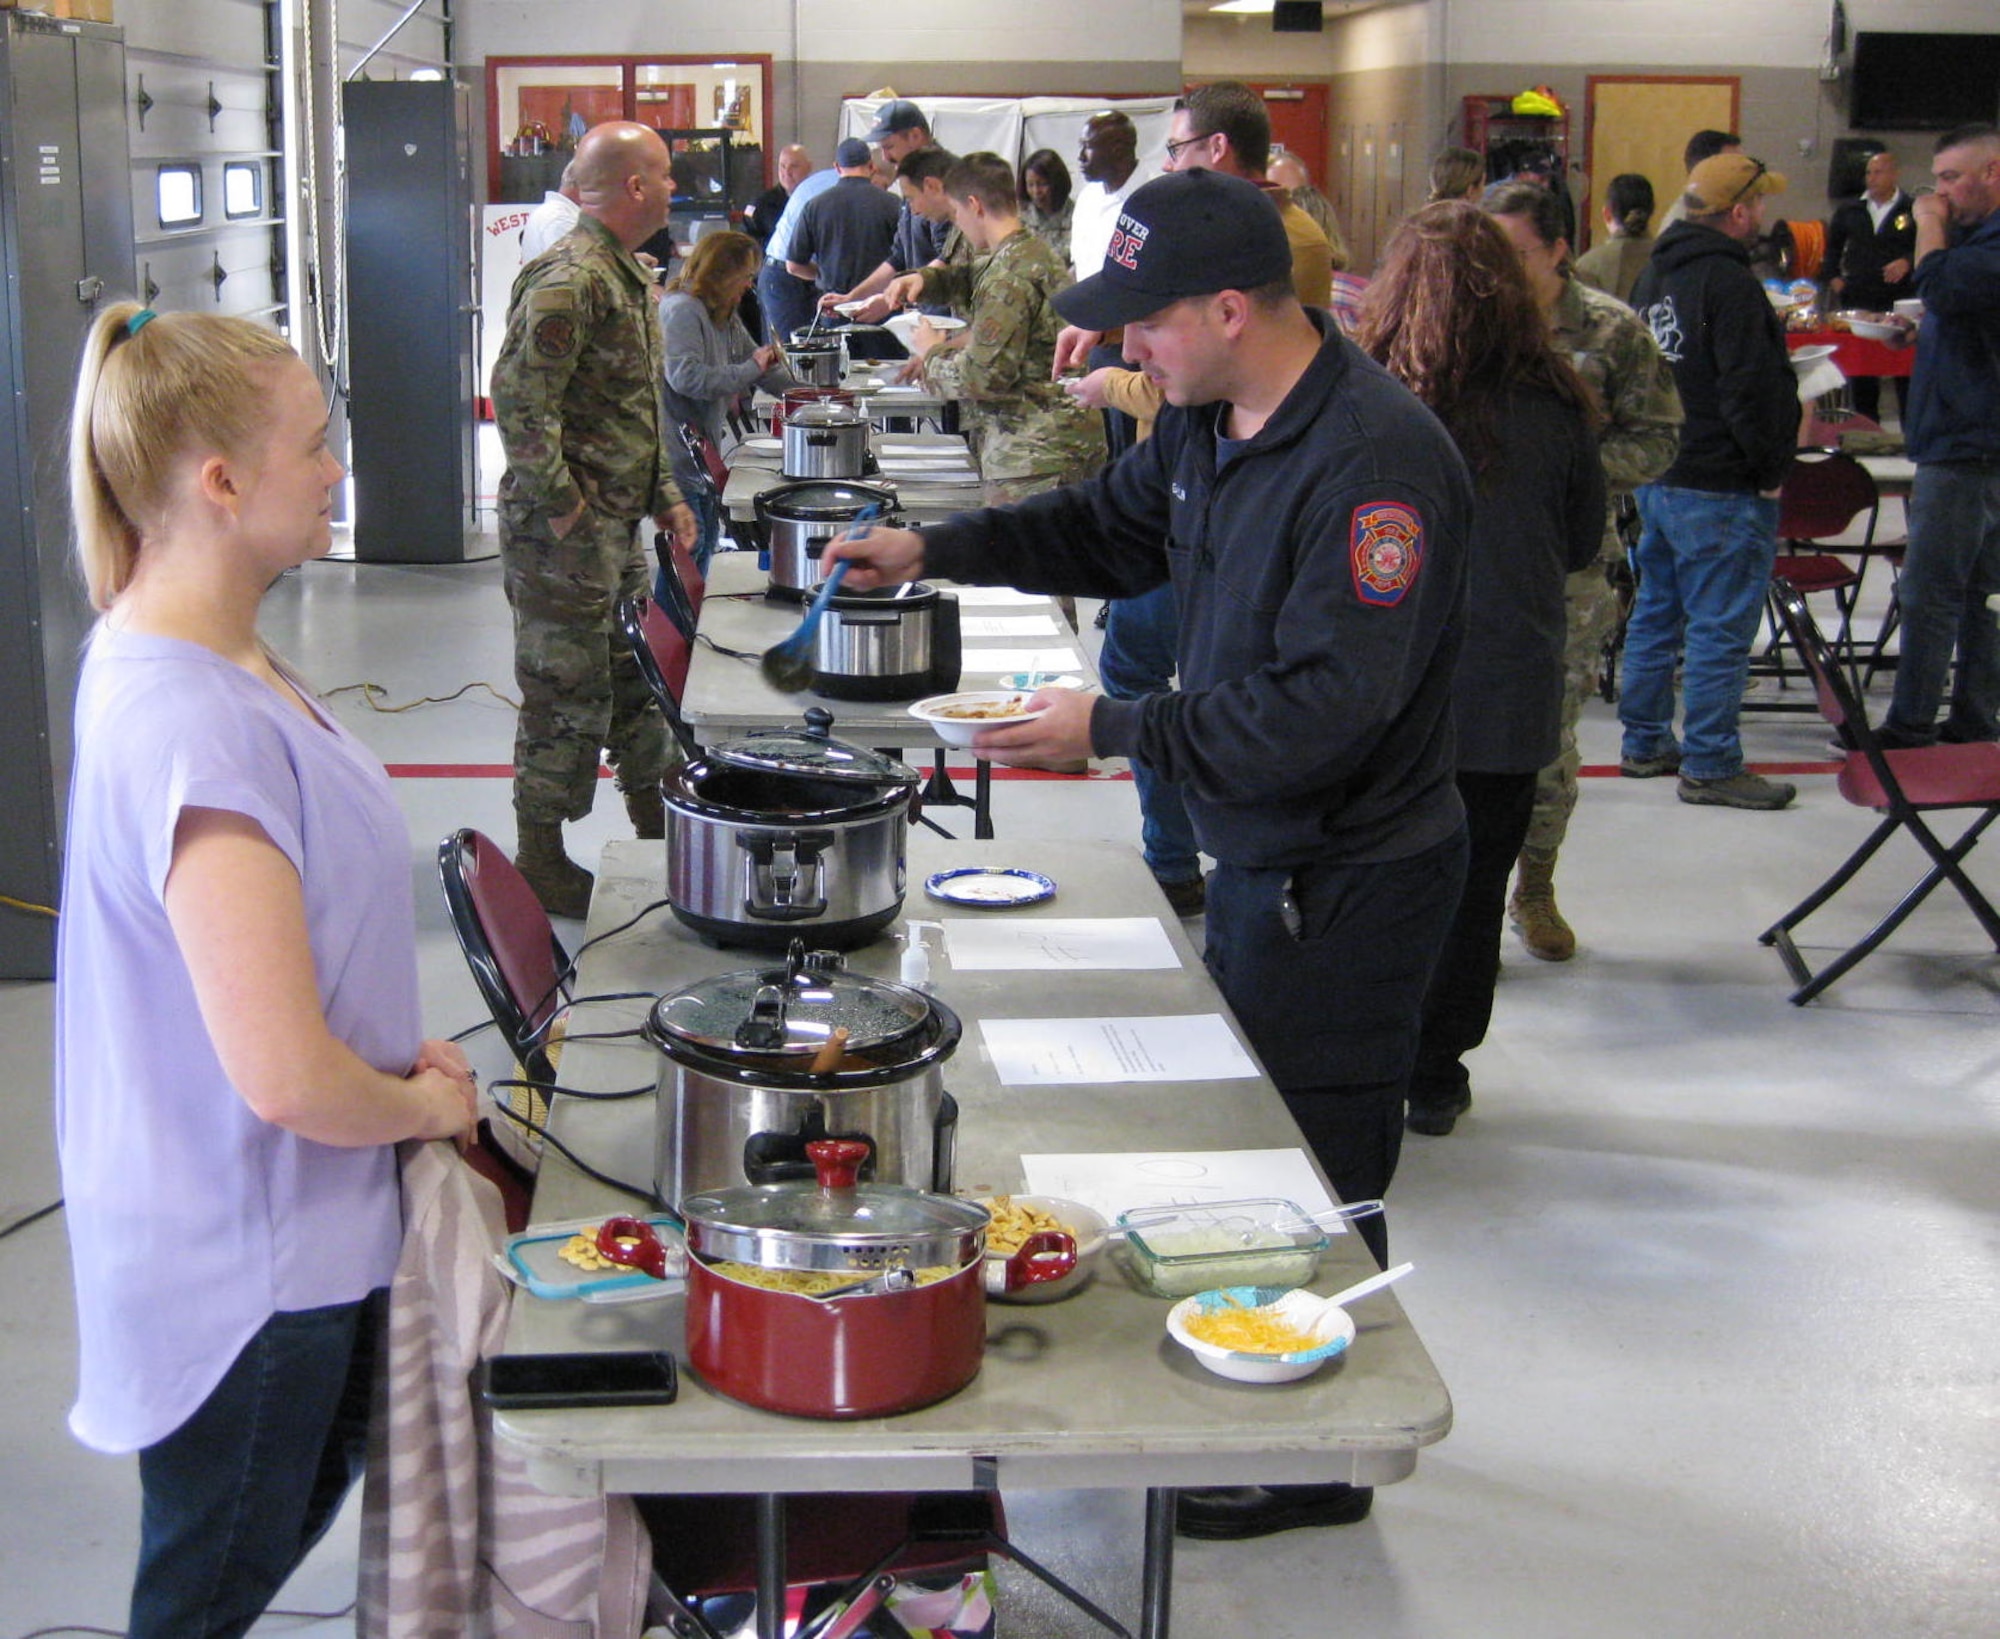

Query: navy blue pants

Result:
[130,1295,380,1639]
[1205,828,1469,1264]
[1099,582,1201,886]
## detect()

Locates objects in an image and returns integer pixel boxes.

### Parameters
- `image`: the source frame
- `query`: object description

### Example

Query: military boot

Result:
[1508,847,1575,963]
[624,782,666,841]
[515,821,594,920]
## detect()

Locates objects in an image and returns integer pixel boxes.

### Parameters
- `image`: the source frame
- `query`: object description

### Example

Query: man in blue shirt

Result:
[1879,125,2000,748]
[756,159,840,344]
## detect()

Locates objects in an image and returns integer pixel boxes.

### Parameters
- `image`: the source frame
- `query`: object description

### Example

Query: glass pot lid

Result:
[682,1139,989,1269]
[650,941,935,1058]
[786,402,866,430]
[756,479,898,521]
[705,707,917,786]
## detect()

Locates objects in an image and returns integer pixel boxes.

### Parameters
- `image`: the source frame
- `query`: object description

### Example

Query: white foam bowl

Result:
[1839,312,1904,342]
[907,690,1048,747]
[1166,1285,1356,1384]
[1893,298,1924,323]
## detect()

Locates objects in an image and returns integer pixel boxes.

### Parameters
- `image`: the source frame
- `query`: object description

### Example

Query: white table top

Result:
[679,553,1094,749]
[722,431,983,525]
[492,838,1453,1500]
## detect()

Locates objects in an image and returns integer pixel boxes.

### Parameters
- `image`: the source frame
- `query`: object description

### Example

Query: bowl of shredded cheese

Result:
[1166,1284,1357,1383]
[977,1194,1107,1303]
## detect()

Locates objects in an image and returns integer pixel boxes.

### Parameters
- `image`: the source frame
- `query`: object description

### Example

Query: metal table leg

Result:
[756,1493,787,1639]
[1139,1488,1176,1639]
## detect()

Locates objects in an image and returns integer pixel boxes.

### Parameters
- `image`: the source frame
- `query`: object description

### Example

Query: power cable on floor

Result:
[0,1200,62,1242]
[10,1596,356,1638]
[2,893,58,918]
[323,678,521,713]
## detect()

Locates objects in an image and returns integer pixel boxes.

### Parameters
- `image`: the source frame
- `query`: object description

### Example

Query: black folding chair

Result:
[1760,581,2000,1003]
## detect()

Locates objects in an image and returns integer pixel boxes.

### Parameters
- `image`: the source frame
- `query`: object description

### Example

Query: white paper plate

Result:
[739,435,782,454]
[884,311,969,342]
[924,866,1057,908]
[1789,344,1839,368]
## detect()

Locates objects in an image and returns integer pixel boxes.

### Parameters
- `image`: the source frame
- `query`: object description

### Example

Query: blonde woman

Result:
[58,304,476,1636]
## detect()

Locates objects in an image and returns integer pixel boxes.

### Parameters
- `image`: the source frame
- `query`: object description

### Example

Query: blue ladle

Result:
[760,559,851,693]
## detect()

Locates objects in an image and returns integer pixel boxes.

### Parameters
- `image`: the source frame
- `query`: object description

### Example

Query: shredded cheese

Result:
[1183,1300,1318,1355]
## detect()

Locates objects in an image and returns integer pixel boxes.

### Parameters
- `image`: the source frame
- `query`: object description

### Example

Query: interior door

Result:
[1583,77,1738,250]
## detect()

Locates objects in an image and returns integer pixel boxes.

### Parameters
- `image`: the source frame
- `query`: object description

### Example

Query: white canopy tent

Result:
[836,94,1178,188]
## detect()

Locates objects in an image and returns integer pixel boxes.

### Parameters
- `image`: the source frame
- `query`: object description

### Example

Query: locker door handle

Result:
[76,276,105,306]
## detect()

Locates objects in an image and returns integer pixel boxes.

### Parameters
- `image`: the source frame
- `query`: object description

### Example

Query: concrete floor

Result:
[2,527,1997,1638]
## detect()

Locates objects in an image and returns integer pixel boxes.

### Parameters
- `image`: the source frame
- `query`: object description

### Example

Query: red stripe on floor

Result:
[1578,761,1842,778]
[384,763,1135,781]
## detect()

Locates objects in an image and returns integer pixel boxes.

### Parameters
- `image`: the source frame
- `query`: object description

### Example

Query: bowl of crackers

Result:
[976,1194,1107,1303]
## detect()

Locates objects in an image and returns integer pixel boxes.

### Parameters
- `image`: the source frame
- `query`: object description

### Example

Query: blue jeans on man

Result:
[1884,459,2000,744]
[1098,582,1200,888]
[757,260,817,347]
[1618,484,1780,779]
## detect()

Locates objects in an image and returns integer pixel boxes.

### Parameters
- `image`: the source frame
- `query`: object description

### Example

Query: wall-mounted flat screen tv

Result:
[1850,32,2000,131]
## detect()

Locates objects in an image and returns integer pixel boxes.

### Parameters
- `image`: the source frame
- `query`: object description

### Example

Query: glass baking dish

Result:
[1115,1197,1329,1298]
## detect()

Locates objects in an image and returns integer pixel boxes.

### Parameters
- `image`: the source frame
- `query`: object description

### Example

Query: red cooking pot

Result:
[770,386,856,436]
[681,1140,1068,1418]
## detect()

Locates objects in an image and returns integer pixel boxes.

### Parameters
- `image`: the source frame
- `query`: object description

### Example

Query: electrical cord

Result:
[323,679,521,713]
[1,893,57,918]
[0,1200,62,1243]
[10,1596,357,1638]
[484,1084,667,1213]
[697,632,761,663]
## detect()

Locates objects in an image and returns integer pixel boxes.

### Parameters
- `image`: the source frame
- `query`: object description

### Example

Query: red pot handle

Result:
[991,1229,1077,1294]
[595,1216,669,1280]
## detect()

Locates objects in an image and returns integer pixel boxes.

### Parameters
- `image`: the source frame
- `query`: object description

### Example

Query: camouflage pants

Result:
[500,498,667,828]
[1522,558,1623,858]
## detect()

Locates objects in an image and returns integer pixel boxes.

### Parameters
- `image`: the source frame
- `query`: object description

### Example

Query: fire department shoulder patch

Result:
[1350,501,1423,607]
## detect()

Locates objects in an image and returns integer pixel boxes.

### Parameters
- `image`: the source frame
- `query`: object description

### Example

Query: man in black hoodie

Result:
[1623,153,1802,810]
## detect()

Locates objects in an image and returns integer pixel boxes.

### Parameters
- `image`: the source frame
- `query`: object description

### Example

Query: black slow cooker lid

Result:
[707,709,917,787]
[756,479,898,522]
[652,952,935,1057]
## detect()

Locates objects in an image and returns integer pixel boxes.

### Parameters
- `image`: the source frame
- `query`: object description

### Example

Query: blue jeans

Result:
[756,260,817,346]
[131,1295,380,1639]
[1885,459,2000,743]
[1618,484,1779,780]
[1099,582,1200,885]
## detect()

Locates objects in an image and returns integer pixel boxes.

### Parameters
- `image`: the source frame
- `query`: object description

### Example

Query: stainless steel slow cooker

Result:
[646,946,962,1206]
[755,479,899,601]
[786,329,847,389]
[660,709,919,950]
[781,401,869,480]
[812,583,963,702]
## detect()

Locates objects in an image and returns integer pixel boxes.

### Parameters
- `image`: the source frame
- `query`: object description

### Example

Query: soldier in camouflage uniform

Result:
[492,121,697,918]
[885,152,1106,505]
[1487,183,1683,959]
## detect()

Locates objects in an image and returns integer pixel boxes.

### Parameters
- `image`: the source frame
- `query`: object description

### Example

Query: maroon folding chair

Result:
[1749,451,1881,708]
[1760,581,2000,1003]
[617,593,700,759]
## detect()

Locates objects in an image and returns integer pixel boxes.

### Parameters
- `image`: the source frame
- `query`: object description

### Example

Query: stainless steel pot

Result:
[755,479,899,601]
[813,583,962,703]
[786,329,847,389]
[660,710,918,950]
[782,402,869,480]
[646,948,962,1207]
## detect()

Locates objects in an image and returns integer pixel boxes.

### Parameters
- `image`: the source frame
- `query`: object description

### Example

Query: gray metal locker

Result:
[0,10,135,979]
[343,78,476,564]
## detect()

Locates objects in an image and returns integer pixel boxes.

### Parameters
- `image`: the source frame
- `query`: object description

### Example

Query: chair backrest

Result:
[649,529,699,641]
[436,829,569,1081]
[1776,450,1879,546]
[1771,577,1868,745]
[616,593,699,757]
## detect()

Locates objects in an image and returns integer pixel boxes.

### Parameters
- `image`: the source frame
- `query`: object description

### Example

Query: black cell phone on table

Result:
[481,1350,679,1409]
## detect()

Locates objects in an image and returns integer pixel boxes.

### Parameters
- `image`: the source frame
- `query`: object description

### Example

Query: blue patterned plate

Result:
[924,867,1056,909]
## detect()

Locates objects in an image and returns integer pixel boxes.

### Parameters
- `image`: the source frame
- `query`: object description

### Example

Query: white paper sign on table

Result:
[961,648,1084,675]
[948,586,1048,606]
[978,1014,1258,1086]
[943,917,1180,971]
[960,615,1062,638]
[1019,1148,1340,1223]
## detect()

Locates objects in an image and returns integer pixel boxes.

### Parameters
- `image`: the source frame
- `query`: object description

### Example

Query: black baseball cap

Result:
[1055,170,1292,331]
[864,99,928,143]
[834,136,873,169]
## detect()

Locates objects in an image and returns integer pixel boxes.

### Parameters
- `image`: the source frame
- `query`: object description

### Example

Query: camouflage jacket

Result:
[1553,276,1683,501]
[491,214,682,525]
[917,228,1106,482]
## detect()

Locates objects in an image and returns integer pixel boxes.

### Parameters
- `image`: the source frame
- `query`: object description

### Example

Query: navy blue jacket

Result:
[1906,208,2000,466]
[921,314,1472,870]
[1631,220,1799,493]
